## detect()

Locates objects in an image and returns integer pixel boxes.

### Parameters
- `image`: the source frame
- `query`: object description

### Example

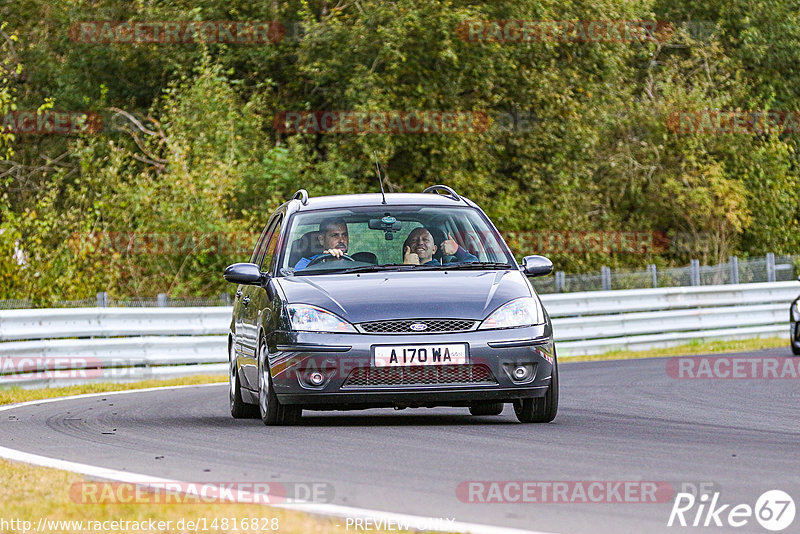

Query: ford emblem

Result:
[410,322,428,331]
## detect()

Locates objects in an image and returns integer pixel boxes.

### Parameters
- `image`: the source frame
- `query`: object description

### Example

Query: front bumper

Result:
[264,325,556,408]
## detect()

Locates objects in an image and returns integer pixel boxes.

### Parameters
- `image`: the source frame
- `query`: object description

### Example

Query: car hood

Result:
[276,270,535,323]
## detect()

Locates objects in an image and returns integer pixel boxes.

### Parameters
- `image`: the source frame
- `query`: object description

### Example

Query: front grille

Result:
[342,364,497,388]
[357,319,477,334]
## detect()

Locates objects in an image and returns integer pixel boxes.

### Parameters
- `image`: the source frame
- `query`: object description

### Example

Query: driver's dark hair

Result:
[318,218,347,235]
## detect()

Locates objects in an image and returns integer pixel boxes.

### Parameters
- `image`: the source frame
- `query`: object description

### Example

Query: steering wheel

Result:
[306,253,356,266]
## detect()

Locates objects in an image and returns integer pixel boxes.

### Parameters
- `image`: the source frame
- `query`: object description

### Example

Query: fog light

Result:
[513,366,529,380]
[308,371,325,386]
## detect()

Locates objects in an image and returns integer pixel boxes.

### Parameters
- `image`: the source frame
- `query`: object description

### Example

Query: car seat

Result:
[288,231,323,267]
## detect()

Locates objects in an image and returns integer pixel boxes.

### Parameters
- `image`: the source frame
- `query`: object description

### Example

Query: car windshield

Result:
[278,205,515,275]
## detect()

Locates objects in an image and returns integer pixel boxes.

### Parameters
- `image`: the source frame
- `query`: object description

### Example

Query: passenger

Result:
[402,227,478,266]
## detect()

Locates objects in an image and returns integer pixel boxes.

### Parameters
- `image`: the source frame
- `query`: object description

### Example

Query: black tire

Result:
[229,342,259,419]
[469,402,504,416]
[258,337,302,425]
[514,354,559,423]
[792,342,800,356]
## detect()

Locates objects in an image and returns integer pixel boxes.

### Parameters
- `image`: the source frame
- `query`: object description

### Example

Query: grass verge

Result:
[562,336,789,362]
[0,456,361,534]
[0,374,227,406]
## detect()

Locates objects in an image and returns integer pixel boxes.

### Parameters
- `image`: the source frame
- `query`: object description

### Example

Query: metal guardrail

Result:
[548,281,797,355]
[0,281,797,386]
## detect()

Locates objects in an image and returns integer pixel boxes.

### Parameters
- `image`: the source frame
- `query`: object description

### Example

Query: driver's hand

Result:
[403,246,420,265]
[324,248,345,258]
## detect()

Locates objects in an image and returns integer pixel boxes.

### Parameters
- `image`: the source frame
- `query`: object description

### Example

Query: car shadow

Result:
[293,410,520,427]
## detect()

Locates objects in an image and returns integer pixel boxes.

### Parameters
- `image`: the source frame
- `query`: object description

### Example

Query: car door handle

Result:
[235,289,243,299]
[242,296,250,306]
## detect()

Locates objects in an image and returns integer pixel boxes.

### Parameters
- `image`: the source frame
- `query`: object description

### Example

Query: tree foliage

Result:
[0,0,798,300]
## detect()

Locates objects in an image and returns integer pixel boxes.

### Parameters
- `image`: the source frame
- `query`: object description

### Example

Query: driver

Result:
[294,218,349,270]
[403,227,478,265]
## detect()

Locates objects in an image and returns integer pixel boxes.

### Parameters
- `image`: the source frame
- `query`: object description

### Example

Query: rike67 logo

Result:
[668,490,795,531]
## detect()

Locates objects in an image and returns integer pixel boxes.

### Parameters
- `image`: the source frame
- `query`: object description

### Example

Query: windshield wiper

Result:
[294,262,514,275]
[440,262,515,270]
[336,264,448,274]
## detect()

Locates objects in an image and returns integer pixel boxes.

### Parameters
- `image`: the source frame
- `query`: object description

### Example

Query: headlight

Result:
[479,297,544,330]
[287,304,356,333]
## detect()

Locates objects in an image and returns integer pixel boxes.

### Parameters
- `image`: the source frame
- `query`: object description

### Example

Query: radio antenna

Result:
[374,151,387,205]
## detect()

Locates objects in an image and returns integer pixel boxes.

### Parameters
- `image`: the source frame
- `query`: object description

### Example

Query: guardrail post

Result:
[96,291,108,307]
[766,252,776,282]
[601,266,611,291]
[647,264,658,288]
[555,271,565,293]
[157,293,167,307]
[690,260,700,286]
[729,256,739,284]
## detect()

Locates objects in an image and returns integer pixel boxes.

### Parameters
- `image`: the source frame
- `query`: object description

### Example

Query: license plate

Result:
[373,344,468,367]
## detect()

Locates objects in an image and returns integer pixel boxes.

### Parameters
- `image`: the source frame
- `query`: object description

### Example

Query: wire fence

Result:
[0,254,797,308]
[531,253,800,294]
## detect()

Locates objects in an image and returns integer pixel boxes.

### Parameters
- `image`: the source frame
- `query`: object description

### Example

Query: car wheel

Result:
[229,342,259,419]
[792,340,800,356]
[514,354,559,423]
[258,337,302,425]
[469,402,504,416]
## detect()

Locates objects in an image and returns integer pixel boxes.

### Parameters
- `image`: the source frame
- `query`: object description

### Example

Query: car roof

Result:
[292,193,478,212]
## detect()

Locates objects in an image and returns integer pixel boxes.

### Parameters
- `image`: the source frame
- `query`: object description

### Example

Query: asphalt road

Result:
[1,348,798,534]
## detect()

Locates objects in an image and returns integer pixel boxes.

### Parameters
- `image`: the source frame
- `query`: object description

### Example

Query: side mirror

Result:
[224,263,266,285]
[521,255,553,277]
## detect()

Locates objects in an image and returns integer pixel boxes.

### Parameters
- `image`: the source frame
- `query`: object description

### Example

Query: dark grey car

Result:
[224,186,558,425]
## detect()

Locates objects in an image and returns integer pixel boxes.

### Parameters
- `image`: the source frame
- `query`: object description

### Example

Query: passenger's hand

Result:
[325,248,345,258]
[403,246,420,265]
[441,232,459,256]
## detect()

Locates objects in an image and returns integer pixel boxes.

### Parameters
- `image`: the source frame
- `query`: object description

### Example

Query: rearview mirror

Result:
[521,255,553,277]
[368,216,402,232]
[224,263,266,285]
